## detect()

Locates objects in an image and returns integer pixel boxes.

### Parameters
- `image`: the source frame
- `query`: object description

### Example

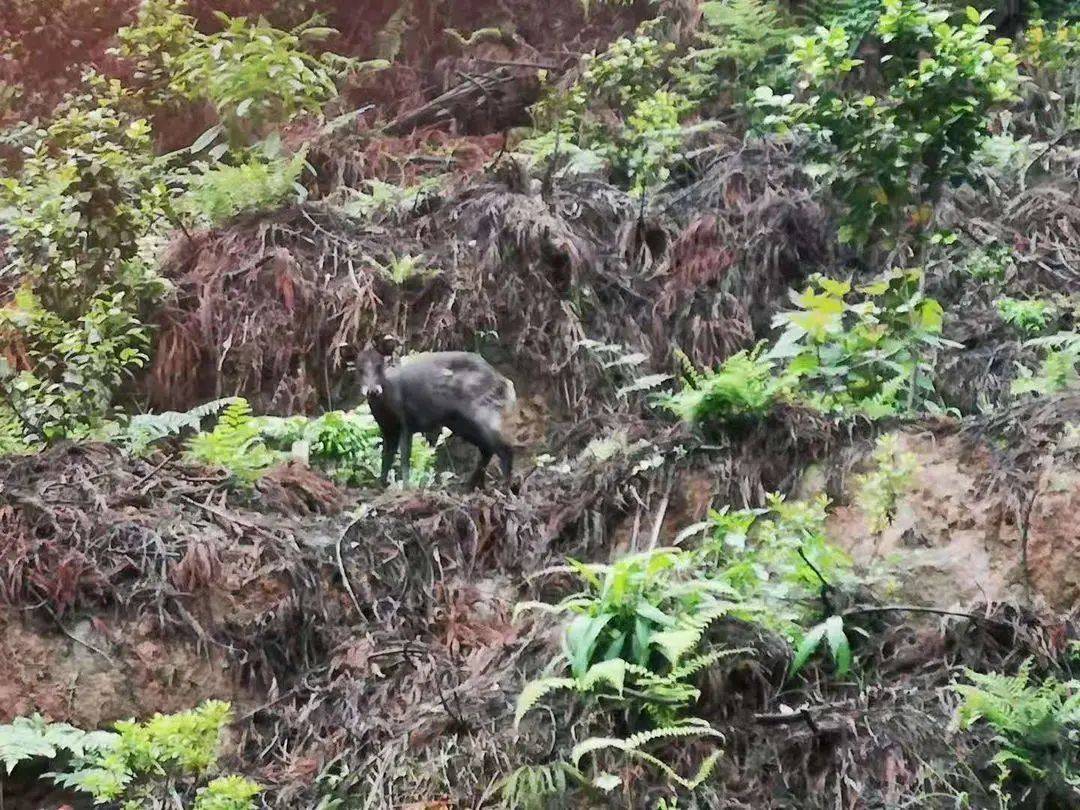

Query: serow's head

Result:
[356,349,387,398]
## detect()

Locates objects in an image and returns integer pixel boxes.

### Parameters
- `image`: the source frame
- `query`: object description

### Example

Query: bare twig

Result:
[1017,483,1042,604]
[180,495,276,540]
[798,545,834,613]
[132,453,176,493]
[45,606,115,665]
[842,604,1014,627]
[471,58,561,70]
[336,522,364,619]
[645,479,673,551]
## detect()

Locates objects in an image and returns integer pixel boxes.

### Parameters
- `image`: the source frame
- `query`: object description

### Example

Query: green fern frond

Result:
[0,716,118,775]
[184,398,277,483]
[515,678,577,729]
[671,647,752,680]
[631,747,723,790]
[579,659,627,695]
[673,348,702,388]
[951,659,1080,787]
[499,761,584,810]
[682,599,738,630]
[571,720,724,790]
[619,717,722,752]
[124,397,240,452]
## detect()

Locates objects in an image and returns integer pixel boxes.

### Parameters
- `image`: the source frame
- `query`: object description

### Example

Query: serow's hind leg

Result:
[468,448,493,491]
[398,430,413,487]
[496,442,513,492]
[380,428,399,487]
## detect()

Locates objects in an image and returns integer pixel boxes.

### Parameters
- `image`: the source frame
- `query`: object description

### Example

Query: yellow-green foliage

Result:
[184,398,277,483]
[0,92,167,442]
[767,269,950,417]
[660,344,785,432]
[996,296,1056,336]
[194,775,264,810]
[182,148,309,223]
[1022,17,1080,69]
[856,433,918,533]
[52,701,260,809]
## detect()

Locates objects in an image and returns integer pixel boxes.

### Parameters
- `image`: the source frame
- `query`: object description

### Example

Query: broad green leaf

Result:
[651,629,699,665]
[632,616,652,665]
[635,602,676,628]
[580,658,626,695]
[189,125,223,153]
[790,621,828,676]
[919,299,944,332]
[791,309,843,342]
[566,613,613,678]
[817,278,851,297]
[824,615,852,677]
[600,631,626,662]
[514,678,576,728]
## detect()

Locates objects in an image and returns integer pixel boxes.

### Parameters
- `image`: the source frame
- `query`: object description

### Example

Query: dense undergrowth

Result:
[2,0,1080,808]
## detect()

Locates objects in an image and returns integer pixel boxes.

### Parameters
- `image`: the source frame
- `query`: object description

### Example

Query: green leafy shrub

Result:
[623,89,695,194]
[523,31,694,195]
[512,546,744,794]
[689,494,853,638]
[516,548,737,683]
[0,97,167,315]
[952,661,1080,803]
[184,398,277,482]
[285,410,383,485]
[660,345,785,432]
[856,433,918,533]
[767,269,952,416]
[678,0,797,105]
[180,146,308,223]
[112,0,199,112]
[174,12,346,146]
[963,243,1014,283]
[757,0,1021,246]
[261,407,447,488]
[0,89,169,443]
[1021,17,1080,70]
[803,0,884,39]
[1011,332,1080,396]
[0,405,35,456]
[513,495,859,791]
[53,701,260,809]
[0,288,153,441]
[997,296,1056,336]
[194,775,263,810]
[681,494,862,679]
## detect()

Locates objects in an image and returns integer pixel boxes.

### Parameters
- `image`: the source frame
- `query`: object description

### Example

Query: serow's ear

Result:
[376,333,402,357]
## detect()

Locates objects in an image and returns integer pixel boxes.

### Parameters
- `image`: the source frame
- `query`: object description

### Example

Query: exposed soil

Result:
[826,430,1079,610]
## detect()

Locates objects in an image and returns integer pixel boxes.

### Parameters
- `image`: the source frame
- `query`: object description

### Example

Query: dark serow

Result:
[355,343,516,491]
